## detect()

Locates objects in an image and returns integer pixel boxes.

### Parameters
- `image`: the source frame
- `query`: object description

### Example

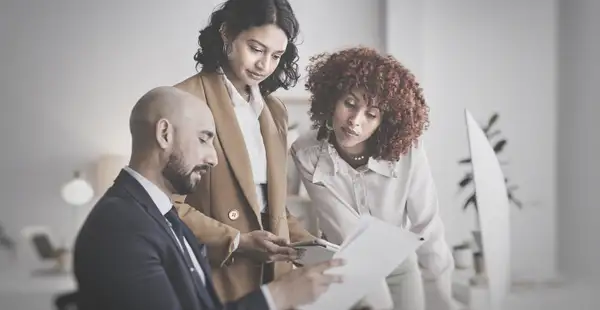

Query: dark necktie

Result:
[164,207,206,290]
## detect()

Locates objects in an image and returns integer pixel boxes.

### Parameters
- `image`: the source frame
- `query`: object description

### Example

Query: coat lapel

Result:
[117,170,217,308]
[117,170,180,247]
[201,72,261,219]
[259,99,287,230]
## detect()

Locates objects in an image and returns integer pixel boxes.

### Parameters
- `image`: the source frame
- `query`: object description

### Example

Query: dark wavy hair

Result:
[194,0,301,96]
[306,47,430,162]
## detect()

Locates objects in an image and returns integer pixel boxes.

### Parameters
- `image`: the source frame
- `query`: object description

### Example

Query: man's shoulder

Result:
[74,192,160,265]
[79,192,150,239]
[89,192,137,219]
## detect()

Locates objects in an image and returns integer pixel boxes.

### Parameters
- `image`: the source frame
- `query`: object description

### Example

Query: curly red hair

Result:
[305,46,430,161]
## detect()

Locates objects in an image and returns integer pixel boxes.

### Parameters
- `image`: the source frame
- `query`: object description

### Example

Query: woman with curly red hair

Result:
[290,47,455,310]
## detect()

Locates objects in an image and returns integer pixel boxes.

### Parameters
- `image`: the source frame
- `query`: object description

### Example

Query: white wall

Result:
[277,0,384,99]
[386,0,558,281]
[0,0,206,268]
[0,0,566,286]
[557,0,600,280]
[0,0,383,269]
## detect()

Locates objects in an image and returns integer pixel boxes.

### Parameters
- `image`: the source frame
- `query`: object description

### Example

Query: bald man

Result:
[73,86,344,310]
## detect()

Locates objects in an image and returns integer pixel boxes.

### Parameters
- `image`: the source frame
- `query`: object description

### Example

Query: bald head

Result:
[130,86,207,136]
[128,86,217,195]
[129,86,214,151]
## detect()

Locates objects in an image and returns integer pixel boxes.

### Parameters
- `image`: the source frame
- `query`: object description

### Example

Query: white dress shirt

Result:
[123,167,277,309]
[290,131,454,302]
[220,70,269,213]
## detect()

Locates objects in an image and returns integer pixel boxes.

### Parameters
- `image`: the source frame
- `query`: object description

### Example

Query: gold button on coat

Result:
[228,209,240,221]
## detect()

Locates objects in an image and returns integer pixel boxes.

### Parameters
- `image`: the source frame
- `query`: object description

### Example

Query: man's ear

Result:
[155,118,172,150]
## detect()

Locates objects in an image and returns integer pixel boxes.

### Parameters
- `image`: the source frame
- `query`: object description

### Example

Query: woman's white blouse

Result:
[290,130,454,294]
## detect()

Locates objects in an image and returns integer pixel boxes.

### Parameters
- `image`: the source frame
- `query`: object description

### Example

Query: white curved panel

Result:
[465,109,511,310]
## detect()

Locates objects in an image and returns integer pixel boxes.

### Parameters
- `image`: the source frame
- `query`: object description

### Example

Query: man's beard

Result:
[162,152,196,195]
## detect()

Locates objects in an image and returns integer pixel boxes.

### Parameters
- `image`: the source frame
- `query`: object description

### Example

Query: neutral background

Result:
[0,0,598,295]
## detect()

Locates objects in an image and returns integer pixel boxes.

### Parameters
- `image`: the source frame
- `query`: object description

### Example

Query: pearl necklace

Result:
[352,155,366,161]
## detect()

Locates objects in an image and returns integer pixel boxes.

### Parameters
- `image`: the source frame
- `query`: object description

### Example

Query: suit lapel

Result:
[117,170,217,308]
[117,170,180,246]
[201,73,261,220]
[259,100,287,230]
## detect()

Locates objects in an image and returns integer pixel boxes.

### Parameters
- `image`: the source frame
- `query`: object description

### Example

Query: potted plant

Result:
[457,112,523,272]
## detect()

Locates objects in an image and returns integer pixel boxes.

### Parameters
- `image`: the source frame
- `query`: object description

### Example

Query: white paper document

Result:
[299,215,425,310]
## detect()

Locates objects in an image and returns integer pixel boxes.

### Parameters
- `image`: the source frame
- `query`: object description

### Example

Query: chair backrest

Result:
[464,109,511,310]
[31,232,57,259]
[54,290,79,310]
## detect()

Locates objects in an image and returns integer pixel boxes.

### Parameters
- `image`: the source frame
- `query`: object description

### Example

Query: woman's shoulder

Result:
[173,72,208,99]
[290,130,325,177]
[264,93,288,121]
[291,129,322,153]
[388,139,430,173]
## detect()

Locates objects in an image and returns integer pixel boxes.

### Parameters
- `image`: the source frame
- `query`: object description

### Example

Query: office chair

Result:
[28,232,70,274]
[54,290,79,310]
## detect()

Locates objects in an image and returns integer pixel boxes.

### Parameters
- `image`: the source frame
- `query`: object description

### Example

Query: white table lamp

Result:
[61,171,94,206]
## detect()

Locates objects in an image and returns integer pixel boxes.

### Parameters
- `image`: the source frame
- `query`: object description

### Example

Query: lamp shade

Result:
[61,171,94,206]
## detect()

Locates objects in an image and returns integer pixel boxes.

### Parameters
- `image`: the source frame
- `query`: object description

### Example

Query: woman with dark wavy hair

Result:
[291,47,456,310]
[172,0,316,304]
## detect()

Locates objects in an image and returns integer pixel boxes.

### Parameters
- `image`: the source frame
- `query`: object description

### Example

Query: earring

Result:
[222,43,230,56]
[325,119,333,131]
[219,23,229,55]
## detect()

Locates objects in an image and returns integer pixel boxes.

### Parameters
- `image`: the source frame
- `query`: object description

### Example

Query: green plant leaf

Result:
[487,130,501,139]
[458,158,472,164]
[458,112,524,211]
[494,139,507,153]
[459,174,473,187]
[507,184,519,191]
[484,112,500,133]
[463,193,478,211]
[507,190,524,209]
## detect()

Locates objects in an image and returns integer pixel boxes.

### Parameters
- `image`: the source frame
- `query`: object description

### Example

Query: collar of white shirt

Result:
[316,141,399,178]
[218,67,264,116]
[123,166,172,215]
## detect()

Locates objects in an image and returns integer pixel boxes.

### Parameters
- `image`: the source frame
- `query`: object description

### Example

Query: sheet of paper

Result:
[299,215,424,310]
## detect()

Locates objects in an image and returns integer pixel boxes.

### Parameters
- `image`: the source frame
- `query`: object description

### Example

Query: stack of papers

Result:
[298,215,425,310]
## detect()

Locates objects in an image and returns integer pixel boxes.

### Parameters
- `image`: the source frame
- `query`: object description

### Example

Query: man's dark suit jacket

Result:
[73,170,269,310]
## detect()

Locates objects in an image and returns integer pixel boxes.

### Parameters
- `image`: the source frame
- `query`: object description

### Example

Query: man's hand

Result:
[266,259,345,310]
[238,231,300,263]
